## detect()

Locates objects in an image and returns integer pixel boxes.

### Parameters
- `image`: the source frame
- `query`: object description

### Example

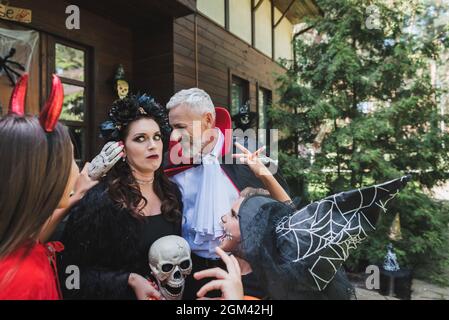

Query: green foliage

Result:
[346,186,449,285]
[273,0,449,284]
[55,44,84,82]
[61,91,84,122]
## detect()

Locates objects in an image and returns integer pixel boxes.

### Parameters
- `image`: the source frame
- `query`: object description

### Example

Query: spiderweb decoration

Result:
[275,176,409,291]
[0,28,38,85]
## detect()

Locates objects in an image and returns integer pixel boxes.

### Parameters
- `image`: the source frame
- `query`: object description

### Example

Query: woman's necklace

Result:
[135,177,154,185]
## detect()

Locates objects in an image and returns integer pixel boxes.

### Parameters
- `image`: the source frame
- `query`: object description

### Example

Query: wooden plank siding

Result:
[132,20,175,105]
[173,13,287,112]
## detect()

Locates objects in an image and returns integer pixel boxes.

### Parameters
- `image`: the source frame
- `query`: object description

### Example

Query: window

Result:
[274,6,293,61]
[197,0,225,27]
[231,75,249,119]
[197,0,296,62]
[229,0,252,44]
[51,40,89,166]
[258,86,272,130]
[254,0,273,57]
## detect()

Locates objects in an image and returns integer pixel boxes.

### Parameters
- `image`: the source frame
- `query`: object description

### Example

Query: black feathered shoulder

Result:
[60,182,142,269]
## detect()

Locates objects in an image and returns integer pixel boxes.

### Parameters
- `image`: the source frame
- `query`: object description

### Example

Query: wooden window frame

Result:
[46,36,92,165]
[256,83,272,131]
[256,82,273,153]
[229,72,250,117]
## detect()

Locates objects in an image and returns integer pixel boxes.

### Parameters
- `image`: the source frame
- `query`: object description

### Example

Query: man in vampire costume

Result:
[164,88,289,299]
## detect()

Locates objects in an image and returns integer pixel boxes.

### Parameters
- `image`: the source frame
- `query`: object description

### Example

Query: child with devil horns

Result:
[0,74,124,299]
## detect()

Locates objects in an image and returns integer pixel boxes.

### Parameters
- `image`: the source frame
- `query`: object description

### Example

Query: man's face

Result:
[168,104,215,158]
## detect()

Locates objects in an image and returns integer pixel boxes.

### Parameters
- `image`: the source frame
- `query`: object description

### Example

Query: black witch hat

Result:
[237,175,411,299]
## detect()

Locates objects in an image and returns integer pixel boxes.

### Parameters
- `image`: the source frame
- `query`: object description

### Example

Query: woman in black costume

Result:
[59,94,182,300]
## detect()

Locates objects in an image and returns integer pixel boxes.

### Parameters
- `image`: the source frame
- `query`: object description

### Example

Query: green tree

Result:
[272,0,449,284]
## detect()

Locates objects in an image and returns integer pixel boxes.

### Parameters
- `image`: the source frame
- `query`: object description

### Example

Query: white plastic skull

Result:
[148,235,192,300]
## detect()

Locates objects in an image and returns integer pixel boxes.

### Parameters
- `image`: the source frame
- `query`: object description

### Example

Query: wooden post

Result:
[194,12,199,87]
[271,0,275,60]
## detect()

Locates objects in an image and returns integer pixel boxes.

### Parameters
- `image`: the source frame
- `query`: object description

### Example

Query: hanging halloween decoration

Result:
[0,48,25,86]
[148,235,192,300]
[232,101,257,131]
[114,64,129,99]
[0,27,38,85]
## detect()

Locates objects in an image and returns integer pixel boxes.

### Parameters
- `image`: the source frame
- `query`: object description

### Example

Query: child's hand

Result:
[88,141,124,180]
[233,142,271,177]
[194,247,244,300]
[71,163,99,202]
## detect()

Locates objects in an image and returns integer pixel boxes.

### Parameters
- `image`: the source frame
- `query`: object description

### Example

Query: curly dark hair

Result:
[100,94,181,222]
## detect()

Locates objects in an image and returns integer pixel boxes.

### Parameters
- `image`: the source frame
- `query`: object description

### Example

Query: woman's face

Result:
[124,118,163,174]
[219,197,244,253]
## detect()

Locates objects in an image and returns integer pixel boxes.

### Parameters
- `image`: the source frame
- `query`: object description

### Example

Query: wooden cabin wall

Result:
[173,13,286,111]
[132,20,174,105]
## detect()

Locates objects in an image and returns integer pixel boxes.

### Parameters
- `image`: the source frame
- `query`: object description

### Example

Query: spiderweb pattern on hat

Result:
[275,175,409,291]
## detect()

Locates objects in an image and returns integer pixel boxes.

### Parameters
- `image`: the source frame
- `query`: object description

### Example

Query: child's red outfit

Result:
[0,241,64,300]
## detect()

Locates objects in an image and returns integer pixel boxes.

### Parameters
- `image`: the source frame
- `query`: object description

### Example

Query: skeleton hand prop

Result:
[88,141,124,180]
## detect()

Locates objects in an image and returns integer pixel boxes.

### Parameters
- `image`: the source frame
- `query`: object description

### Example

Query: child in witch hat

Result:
[195,142,411,300]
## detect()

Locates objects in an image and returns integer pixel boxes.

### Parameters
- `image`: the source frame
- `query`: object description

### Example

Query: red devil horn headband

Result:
[8,73,29,116]
[8,74,64,133]
[39,74,64,133]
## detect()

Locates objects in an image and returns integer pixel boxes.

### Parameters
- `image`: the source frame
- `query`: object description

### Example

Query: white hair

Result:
[166,88,216,118]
